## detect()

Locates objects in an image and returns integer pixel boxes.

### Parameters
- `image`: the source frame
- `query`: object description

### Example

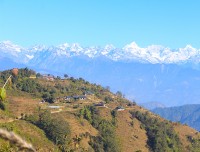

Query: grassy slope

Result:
[0,74,200,151]
[0,119,58,151]
[53,111,98,151]
[115,110,149,152]
[0,90,58,151]
[98,104,200,152]
[173,123,200,151]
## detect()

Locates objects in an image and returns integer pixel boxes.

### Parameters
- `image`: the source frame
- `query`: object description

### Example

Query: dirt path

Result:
[0,118,15,123]
[51,108,63,113]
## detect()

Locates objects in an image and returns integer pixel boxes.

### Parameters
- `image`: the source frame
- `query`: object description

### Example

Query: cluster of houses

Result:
[65,95,87,101]
[60,91,94,102]
[93,102,126,111]
[55,95,87,103]
[29,74,55,81]
[93,101,136,111]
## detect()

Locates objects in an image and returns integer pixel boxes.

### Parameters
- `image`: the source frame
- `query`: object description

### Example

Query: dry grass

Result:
[0,110,12,123]
[7,96,40,117]
[115,110,149,152]
[0,120,58,151]
[53,111,98,150]
[174,123,200,150]
[97,107,113,121]
[0,129,35,152]
[2,79,200,151]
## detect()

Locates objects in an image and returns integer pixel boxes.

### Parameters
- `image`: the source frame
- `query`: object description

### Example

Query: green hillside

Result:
[0,68,200,152]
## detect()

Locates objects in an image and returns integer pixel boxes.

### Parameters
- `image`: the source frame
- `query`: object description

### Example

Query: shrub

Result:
[0,101,6,110]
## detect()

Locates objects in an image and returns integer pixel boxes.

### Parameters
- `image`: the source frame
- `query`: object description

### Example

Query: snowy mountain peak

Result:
[101,44,116,56]
[0,41,23,53]
[30,45,47,51]
[58,43,70,50]
[123,41,139,49]
[121,42,200,64]
[70,43,83,53]
[104,44,115,50]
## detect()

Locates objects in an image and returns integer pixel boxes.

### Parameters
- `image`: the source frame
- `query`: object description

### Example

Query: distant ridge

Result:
[139,101,166,110]
[153,104,200,131]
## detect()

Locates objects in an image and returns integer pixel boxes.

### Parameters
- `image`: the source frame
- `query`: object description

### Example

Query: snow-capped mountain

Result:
[0,41,32,63]
[1,41,200,107]
[122,42,200,64]
[1,41,200,64]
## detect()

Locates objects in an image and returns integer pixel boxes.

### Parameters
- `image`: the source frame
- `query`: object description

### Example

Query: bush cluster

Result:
[130,110,183,152]
[79,106,120,152]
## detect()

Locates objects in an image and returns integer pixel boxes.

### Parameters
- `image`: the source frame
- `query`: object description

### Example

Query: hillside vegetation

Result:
[0,68,200,152]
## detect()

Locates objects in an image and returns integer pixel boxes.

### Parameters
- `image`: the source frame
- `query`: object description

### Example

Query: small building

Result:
[73,96,79,100]
[29,75,36,79]
[79,95,87,100]
[65,96,72,100]
[116,106,125,111]
[73,95,87,100]
[42,74,55,81]
[94,102,105,107]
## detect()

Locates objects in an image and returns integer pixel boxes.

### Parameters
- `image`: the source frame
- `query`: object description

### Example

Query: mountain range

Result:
[1,41,200,64]
[1,41,200,106]
[139,101,166,110]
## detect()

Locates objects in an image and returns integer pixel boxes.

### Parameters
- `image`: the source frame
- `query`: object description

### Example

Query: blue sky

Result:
[0,0,200,48]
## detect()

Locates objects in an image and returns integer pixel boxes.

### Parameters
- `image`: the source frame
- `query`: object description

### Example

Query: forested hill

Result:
[153,104,200,131]
[0,68,200,152]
